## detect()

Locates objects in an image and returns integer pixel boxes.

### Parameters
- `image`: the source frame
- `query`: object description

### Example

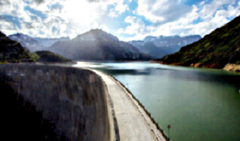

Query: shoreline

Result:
[151,60,240,73]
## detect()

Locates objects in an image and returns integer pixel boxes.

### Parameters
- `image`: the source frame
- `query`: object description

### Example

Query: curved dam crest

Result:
[0,64,167,141]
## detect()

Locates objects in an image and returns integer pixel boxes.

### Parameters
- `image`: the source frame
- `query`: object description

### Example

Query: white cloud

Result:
[0,0,240,40]
[0,0,120,38]
[115,3,129,14]
[108,9,118,17]
[117,0,240,41]
[137,0,192,23]
[107,0,129,17]
[151,0,240,37]
[117,16,155,40]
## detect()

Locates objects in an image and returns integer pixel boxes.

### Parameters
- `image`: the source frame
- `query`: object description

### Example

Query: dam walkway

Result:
[92,70,167,141]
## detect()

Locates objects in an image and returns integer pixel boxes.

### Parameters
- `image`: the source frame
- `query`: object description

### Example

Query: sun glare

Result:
[63,0,98,24]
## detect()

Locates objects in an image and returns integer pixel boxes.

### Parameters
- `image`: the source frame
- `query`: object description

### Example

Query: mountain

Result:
[8,33,70,51]
[35,51,72,63]
[144,35,201,47]
[48,29,152,61]
[8,33,43,51]
[137,42,167,58]
[129,35,201,58]
[34,37,70,47]
[157,15,240,69]
[0,31,39,63]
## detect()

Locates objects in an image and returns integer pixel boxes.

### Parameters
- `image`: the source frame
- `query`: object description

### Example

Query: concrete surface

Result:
[0,64,167,141]
[0,64,115,141]
[91,69,167,141]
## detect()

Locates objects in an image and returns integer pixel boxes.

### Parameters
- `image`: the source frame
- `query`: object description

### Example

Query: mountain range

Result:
[48,29,152,61]
[157,15,240,69]
[8,33,70,52]
[8,30,202,61]
[128,35,201,58]
[34,37,70,47]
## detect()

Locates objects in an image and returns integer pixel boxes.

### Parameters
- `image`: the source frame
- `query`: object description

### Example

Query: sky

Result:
[0,0,239,41]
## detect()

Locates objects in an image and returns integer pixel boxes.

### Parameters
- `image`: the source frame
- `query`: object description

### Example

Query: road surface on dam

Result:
[91,69,167,141]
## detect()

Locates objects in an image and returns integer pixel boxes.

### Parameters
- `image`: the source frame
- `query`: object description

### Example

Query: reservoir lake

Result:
[74,61,240,141]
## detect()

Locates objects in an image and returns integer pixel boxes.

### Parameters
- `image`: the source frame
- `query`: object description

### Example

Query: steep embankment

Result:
[157,15,240,70]
[0,64,115,141]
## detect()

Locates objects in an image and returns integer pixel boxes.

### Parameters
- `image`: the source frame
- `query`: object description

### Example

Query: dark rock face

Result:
[0,31,6,37]
[0,64,111,141]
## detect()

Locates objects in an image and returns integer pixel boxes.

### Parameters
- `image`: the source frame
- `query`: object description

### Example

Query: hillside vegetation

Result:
[158,15,240,69]
[35,51,72,63]
[0,31,39,63]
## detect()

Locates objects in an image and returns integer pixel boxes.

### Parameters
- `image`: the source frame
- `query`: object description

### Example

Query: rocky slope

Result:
[48,29,152,61]
[0,31,39,63]
[156,15,240,69]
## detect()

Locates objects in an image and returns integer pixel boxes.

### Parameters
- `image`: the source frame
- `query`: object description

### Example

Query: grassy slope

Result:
[35,50,72,63]
[159,15,240,69]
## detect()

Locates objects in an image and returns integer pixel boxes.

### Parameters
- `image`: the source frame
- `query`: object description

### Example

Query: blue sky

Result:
[0,0,239,41]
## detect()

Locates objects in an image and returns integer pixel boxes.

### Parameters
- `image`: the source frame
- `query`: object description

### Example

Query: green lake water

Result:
[74,61,240,141]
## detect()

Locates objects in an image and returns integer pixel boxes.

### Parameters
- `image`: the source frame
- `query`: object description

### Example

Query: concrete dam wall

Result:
[0,64,114,141]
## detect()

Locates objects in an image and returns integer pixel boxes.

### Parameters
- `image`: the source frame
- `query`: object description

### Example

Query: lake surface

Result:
[74,61,240,141]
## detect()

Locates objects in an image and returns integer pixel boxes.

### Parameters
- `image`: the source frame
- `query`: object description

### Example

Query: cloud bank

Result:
[0,0,239,40]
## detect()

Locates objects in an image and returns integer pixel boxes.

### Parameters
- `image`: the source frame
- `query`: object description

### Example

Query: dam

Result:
[0,64,167,141]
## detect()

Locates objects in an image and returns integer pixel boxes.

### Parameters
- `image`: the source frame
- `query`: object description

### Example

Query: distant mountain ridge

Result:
[8,33,43,51]
[157,15,240,69]
[128,35,201,58]
[74,29,119,42]
[48,29,152,61]
[34,37,70,47]
[8,33,70,51]
[143,35,201,46]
